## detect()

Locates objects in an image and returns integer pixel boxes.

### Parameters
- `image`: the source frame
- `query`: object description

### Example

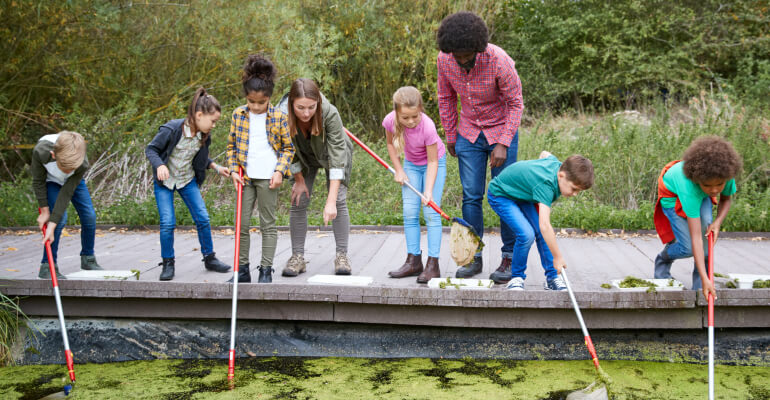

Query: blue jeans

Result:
[40,180,97,265]
[487,193,557,281]
[402,155,447,258]
[455,131,518,257]
[655,197,713,290]
[154,181,214,259]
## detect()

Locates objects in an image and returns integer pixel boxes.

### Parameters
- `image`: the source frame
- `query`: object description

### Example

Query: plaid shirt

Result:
[226,104,294,181]
[437,43,523,147]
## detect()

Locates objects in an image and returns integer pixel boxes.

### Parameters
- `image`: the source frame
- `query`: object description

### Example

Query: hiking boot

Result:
[489,257,512,284]
[389,253,423,278]
[455,255,482,278]
[257,266,274,283]
[159,258,175,281]
[545,276,567,291]
[282,254,307,277]
[417,256,440,283]
[334,252,352,275]
[80,255,104,270]
[228,263,251,283]
[654,243,673,279]
[203,252,231,273]
[506,277,525,291]
[38,263,66,280]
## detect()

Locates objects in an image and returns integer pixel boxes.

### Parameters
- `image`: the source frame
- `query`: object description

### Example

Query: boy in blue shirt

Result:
[487,151,594,290]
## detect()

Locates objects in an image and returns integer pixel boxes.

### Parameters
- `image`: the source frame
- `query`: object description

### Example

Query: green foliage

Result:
[495,0,770,111]
[1,0,769,233]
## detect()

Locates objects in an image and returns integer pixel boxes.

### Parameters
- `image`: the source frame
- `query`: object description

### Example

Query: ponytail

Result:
[186,87,221,146]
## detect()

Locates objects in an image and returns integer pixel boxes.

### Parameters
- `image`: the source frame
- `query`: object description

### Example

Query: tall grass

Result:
[0,291,31,366]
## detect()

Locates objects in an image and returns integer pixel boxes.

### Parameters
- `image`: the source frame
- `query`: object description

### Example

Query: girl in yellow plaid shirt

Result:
[226,54,295,283]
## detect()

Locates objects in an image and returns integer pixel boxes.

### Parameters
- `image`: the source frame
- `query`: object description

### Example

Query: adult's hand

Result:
[157,165,170,181]
[490,144,508,168]
[323,201,337,225]
[291,180,309,206]
[447,143,456,157]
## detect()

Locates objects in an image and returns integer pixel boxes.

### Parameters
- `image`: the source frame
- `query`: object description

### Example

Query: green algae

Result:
[618,276,657,293]
[753,279,770,288]
[0,358,769,399]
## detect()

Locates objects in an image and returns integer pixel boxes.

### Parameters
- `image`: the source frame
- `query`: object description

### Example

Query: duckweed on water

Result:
[0,358,769,399]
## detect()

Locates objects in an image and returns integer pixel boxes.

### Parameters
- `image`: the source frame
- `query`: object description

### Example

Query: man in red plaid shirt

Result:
[436,12,523,282]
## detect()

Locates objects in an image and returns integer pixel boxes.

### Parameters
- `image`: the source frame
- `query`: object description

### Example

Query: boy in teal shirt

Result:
[487,152,594,290]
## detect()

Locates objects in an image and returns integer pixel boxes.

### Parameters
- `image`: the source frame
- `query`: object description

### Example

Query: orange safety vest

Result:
[653,160,717,244]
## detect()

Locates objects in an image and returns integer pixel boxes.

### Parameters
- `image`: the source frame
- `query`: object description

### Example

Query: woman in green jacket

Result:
[278,78,354,276]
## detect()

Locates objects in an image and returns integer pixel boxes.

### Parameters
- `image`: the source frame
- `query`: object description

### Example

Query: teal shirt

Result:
[660,161,736,218]
[488,155,562,206]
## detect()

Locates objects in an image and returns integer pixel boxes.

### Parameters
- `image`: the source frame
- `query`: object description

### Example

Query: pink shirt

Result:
[437,43,523,147]
[382,111,446,166]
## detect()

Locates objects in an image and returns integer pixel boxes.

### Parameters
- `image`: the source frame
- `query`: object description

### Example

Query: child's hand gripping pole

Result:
[39,208,76,384]
[227,166,244,383]
[707,231,715,400]
[344,129,450,221]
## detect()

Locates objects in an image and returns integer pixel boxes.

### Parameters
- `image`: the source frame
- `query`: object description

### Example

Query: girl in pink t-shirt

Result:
[383,86,447,283]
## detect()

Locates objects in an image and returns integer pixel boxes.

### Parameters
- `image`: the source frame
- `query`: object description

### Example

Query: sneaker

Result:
[544,276,567,291]
[334,252,352,275]
[282,254,307,277]
[80,255,104,270]
[38,263,66,280]
[506,277,525,290]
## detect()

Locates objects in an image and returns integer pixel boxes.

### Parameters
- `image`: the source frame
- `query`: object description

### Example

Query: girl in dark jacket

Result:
[145,87,232,281]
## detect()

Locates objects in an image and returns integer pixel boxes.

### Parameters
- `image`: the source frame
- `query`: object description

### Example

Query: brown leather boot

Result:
[417,256,440,283]
[388,253,423,278]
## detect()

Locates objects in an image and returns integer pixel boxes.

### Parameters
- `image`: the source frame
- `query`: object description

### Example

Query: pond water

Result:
[0,357,768,399]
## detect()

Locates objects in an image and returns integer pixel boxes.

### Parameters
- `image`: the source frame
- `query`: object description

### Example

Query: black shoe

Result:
[455,255,483,278]
[258,265,274,283]
[489,257,512,284]
[228,263,251,283]
[203,252,231,273]
[159,258,175,281]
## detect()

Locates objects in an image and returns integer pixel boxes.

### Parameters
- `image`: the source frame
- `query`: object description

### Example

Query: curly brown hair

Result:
[682,136,742,183]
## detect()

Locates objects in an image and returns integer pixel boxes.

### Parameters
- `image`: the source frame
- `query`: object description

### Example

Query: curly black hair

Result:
[436,11,488,53]
[682,136,743,183]
[242,54,276,97]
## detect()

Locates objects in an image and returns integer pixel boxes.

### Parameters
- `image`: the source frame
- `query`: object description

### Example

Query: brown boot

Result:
[388,253,423,278]
[417,256,440,283]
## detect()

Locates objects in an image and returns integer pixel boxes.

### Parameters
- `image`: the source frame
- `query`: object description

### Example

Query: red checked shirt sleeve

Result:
[436,44,523,147]
[437,56,459,144]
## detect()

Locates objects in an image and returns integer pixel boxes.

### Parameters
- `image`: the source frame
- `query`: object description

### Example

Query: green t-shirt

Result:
[660,161,736,218]
[488,155,562,206]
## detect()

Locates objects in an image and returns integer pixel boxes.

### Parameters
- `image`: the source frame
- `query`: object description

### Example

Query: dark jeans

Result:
[454,131,518,256]
[40,180,96,265]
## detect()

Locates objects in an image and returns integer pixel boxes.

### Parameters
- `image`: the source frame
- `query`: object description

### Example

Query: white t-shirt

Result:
[246,112,278,179]
[40,134,75,185]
